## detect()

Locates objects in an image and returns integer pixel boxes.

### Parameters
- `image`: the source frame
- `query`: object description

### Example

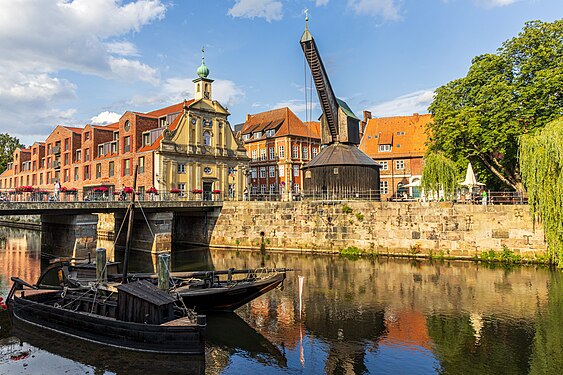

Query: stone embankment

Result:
[209,201,546,258]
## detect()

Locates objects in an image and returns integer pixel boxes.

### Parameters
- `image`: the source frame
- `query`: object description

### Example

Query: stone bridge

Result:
[0,201,223,256]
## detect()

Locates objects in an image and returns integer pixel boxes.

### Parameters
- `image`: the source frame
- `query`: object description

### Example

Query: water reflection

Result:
[0,228,561,374]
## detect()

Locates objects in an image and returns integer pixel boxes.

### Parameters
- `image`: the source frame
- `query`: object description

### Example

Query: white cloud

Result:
[368,89,435,117]
[106,41,140,57]
[91,111,121,125]
[0,0,166,137]
[347,0,402,21]
[228,0,283,22]
[128,77,245,111]
[316,0,330,5]
[475,0,519,7]
[272,99,319,117]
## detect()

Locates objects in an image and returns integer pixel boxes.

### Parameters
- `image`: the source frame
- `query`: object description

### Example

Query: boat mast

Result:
[121,165,139,283]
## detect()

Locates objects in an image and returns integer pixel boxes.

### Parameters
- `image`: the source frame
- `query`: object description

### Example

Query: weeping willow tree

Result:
[520,118,563,267]
[421,152,458,200]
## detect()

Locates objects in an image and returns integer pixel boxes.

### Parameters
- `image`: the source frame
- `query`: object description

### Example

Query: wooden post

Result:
[157,253,171,290]
[122,165,139,283]
[96,248,107,283]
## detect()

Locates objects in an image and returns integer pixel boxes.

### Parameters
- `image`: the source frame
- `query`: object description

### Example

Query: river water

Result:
[0,227,561,374]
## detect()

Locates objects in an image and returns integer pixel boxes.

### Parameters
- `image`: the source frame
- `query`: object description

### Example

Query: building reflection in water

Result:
[0,237,559,374]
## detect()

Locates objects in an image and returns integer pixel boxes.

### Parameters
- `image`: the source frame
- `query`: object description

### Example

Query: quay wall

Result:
[209,201,546,258]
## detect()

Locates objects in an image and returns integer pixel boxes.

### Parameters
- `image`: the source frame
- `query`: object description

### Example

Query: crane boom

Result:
[300,19,360,145]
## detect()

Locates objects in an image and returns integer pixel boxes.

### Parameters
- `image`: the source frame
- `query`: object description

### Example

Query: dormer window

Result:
[254,132,262,139]
[379,144,392,152]
[242,134,251,141]
[266,129,275,137]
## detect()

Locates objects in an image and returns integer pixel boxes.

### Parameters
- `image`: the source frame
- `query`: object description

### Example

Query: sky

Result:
[0,0,562,147]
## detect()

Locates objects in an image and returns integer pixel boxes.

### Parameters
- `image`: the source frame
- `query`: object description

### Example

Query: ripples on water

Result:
[0,228,562,374]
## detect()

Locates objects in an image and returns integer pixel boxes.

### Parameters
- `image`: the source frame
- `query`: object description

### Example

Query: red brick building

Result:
[0,59,249,200]
[239,108,321,200]
[359,113,431,200]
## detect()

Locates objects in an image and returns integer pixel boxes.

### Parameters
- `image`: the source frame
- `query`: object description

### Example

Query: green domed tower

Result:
[193,47,214,100]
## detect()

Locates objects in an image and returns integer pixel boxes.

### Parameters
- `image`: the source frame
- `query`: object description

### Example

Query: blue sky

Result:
[1,0,562,147]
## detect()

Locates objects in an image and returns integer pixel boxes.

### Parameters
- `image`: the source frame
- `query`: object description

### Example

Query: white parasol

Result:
[460,162,484,189]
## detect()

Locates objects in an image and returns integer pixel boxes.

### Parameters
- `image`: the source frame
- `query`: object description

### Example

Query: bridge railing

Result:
[0,189,224,203]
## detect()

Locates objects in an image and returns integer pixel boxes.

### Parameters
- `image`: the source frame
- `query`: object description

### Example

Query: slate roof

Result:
[305,143,379,168]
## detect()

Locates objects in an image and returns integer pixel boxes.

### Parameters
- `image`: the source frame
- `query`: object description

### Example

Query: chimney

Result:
[360,111,372,139]
[246,114,252,122]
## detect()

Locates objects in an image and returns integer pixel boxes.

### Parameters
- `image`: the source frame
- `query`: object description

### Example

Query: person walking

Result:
[481,189,488,206]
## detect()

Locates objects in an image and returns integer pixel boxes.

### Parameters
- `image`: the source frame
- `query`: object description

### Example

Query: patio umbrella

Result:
[460,162,484,189]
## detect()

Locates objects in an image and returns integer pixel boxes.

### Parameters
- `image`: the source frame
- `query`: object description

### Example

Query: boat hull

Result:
[8,290,205,354]
[179,273,285,312]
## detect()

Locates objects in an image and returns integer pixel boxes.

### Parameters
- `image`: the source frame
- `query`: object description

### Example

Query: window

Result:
[254,132,262,140]
[269,147,275,160]
[123,136,131,153]
[266,129,275,137]
[124,120,130,132]
[64,154,69,165]
[64,138,69,151]
[379,144,392,152]
[279,165,284,177]
[251,168,257,179]
[251,150,257,161]
[76,150,82,162]
[251,185,257,194]
[111,141,118,154]
[40,173,43,185]
[380,161,388,171]
[260,149,266,161]
[260,184,266,194]
[395,160,405,170]
[139,157,145,174]
[292,145,299,159]
[98,145,104,157]
[85,148,90,162]
[109,161,114,177]
[177,163,186,174]
[203,131,211,146]
[269,166,275,178]
[84,165,90,180]
[380,180,388,195]
[302,146,308,160]
[74,167,79,181]
[123,159,131,176]
[278,146,285,158]
[114,132,119,140]
[312,147,318,157]
[96,164,101,178]
[294,184,300,193]
[269,184,275,194]
[242,134,251,141]
[204,167,212,174]
[143,133,150,146]
[259,167,266,178]
[178,183,186,196]
[85,132,90,141]
[293,165,300,177]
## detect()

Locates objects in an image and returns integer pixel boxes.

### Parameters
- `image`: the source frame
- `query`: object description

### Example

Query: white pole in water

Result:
[158,253,171,290]
[298,275,304,319]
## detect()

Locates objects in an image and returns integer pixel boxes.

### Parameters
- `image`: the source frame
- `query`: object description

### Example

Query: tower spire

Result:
[301,9,312,42]
[197,46,209,78]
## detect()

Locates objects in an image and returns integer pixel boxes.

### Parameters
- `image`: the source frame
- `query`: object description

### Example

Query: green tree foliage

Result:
[421,152,458,200]
[428,19,563,190]
[0,133,23,173]
[520,118,563,267]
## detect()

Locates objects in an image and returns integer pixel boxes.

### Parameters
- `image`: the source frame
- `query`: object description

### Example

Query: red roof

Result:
[64,126,83,134]
[146,100,193,117]
[241,107,321,140]
[359,113,431,158]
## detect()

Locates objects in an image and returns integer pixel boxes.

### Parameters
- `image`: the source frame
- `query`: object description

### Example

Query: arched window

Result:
[203,131,211,146]
[197,83,200,92]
